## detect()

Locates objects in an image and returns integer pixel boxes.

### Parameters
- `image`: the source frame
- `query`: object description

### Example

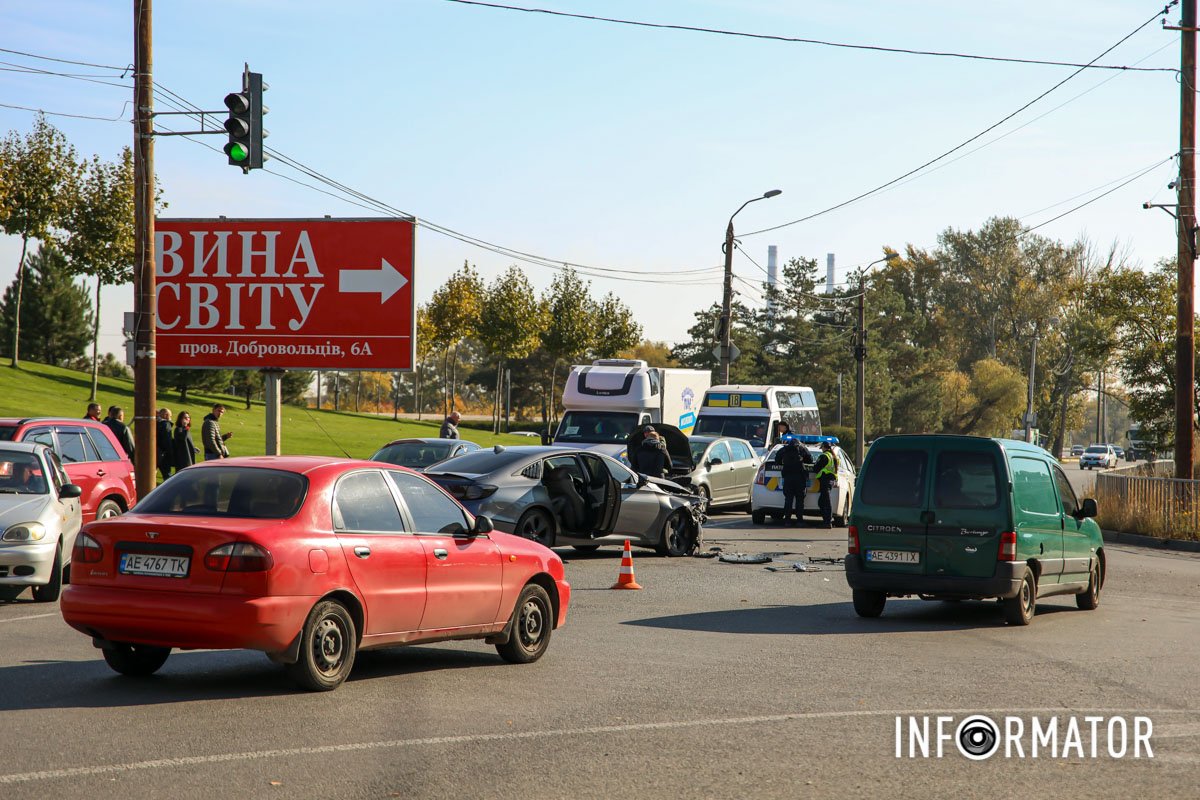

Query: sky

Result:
[0,0,1191,359]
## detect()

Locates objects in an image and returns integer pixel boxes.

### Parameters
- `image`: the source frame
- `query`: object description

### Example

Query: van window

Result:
[1011,457,1059,515]
[1052,465,1079,516]
[861,449,927,507]
[934,451,1001,509]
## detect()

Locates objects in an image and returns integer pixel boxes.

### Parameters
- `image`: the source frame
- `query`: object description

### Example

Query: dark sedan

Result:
[370,437,480,471]
[424,446,704,556]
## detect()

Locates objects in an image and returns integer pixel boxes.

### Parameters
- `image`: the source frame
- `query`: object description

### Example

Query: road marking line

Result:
[0,707,1192,784]
[0,613,57,624]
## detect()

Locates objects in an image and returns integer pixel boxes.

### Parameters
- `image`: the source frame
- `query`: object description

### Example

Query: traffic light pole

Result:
[133,0,157,497]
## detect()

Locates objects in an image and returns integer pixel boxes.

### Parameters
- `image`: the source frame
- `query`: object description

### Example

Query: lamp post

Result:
[1023,317,1059,445]
[853,253,900,467]
[720,189,782,384]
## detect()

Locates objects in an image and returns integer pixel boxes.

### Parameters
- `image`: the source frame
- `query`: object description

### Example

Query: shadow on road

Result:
[624,599,1080,635]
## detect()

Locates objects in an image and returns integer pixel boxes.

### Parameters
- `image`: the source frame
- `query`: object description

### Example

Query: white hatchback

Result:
[750,442,857,526]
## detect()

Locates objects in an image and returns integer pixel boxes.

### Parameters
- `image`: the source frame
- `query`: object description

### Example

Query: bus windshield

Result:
[555,411,640,444]
[693,414,770,448]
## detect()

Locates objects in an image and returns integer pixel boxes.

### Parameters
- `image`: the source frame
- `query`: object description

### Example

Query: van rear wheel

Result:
[1003,568,1036,625]
[852,589,886,618]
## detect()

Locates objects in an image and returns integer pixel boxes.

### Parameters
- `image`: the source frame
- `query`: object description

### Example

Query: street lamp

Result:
[1024,317,1059,444]
[853,253,901,467]
[719,189,782,384]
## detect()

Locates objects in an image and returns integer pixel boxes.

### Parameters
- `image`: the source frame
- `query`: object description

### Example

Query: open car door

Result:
[579,452,621,532]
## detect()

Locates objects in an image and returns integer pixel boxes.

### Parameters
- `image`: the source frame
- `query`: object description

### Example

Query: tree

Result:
[938,359,1027,436]
[539,268,600,429]
[426,263,484,415]
[58,147,138,400]
[0,243,94,366]
[158,368,233,403]
[621,340,679,367]
[281,370,314,406]
[478,267,545,432]
[591,292,641,358]
[0,115,79,367]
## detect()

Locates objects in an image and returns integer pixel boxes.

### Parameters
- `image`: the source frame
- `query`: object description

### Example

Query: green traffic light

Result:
[228,142,249,162]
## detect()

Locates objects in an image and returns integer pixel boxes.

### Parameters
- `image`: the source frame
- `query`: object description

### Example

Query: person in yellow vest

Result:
[812,440,839,529]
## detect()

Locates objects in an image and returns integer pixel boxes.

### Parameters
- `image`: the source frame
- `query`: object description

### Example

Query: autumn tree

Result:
[0,115,79,367]
[591,292,642,358]
[478,267,545,432]
[539,268,599,428]
[426,262,484,415]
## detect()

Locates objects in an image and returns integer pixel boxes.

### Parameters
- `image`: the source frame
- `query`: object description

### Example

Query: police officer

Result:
[812,440,839,528]
[776,434,813,527]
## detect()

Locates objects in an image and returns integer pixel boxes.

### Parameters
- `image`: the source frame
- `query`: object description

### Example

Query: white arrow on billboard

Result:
[339,258,408,302]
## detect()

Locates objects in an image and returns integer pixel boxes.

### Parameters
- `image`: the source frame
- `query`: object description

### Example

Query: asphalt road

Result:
[1,511,1197,799]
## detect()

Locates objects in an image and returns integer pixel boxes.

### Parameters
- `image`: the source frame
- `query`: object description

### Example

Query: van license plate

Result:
[119,553,190,578]
[866,549,919,564]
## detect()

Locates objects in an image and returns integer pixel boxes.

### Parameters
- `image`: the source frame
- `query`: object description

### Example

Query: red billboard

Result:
[154,218,415,370]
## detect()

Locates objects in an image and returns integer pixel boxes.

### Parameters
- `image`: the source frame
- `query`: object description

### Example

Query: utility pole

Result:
[1024,334,1039,444]
[1178,0,1197,479]
[720,219,735,384]
[854,285,866,468]
[836,372,843,426]
[133,0,157,497]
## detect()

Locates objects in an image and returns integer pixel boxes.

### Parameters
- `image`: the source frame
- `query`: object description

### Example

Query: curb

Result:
[1101,529,1200,553]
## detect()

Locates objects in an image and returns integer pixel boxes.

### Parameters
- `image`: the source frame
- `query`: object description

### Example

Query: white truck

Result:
[552,359,711,457]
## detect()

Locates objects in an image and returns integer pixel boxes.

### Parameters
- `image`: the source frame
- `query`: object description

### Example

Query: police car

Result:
[750,435,857,526]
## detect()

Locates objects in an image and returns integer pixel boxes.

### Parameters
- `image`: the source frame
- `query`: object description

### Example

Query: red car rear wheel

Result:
[286,600,357,692]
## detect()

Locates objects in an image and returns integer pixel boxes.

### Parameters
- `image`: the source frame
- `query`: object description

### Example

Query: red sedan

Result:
[61,456,570,691]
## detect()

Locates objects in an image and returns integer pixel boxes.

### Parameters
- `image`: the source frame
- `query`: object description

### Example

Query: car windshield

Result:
[689,441,708,464]
[1085,446,1107,454]
[0,452,49,495]
[136,467,307,518]
[555,411,639,444]
[424,450,532,476]
[372,442,453,469]
[693,415,770,448]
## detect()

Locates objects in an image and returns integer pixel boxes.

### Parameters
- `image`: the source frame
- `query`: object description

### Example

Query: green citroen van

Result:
[845,435,1104,625]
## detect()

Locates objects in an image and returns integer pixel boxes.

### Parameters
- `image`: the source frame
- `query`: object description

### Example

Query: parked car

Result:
[0,443,83,602]
[846,434,1104,625]
[625,424,758,512]
[1070,444,1085,457]
[750,437,857,526]
[0,418,136,522]
[1112,445,1126,459]
[60,456,570,691]
[424,445,704,556]
[1079,444,1118,470]
[370,437,480,471]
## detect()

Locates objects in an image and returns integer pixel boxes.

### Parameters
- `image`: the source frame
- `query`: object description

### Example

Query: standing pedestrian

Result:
[631,426,671,479]
[84,403,101,422]
[102,406,135,462]
[202,403,232,461]
[772,420,792,447]
[812,440,839,529]
[172,411,198,471]
[156,408,174,481]
[776,434,813,526]
[440,410,462,439]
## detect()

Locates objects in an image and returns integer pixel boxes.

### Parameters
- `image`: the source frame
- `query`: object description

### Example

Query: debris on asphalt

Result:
[808,556,846,566]
[718,552,773,564]
[694,546,722,559]
[764,562,820,573]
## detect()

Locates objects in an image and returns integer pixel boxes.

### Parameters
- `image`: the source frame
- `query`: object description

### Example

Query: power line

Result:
[0,100,129,121]
[743,3,1175,237]
[441,0,1176,73]
[0,45,129,73]
[1021,156,1175,235]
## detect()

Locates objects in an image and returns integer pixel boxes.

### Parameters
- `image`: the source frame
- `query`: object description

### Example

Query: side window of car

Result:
[45,451,67,491]
[24,427,55,450]
[708,442,731,464]
[729,440,753,462]
[332,471,407,533]
[387,470,469,534]
[1052,465,1080,517]
[86,428,122,462]
[56,427,98,464]
[1011,457,1060,516]
[603,456,637,485]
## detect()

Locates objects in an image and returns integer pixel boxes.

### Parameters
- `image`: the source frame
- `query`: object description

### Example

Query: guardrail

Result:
[1094,460,1200,539]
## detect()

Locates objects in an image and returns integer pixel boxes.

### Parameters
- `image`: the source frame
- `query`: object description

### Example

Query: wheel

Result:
[694,485,711,514]
[751,509,767,525]
[95,499,123,520]
[852,589,886,618]
[514,509,555,548]
[32,544,63,603]
[770,513,783,523]
[0,586,24,602]
[102,643,171,676]
[655,509,698,557]
[1003,568,1036,626]
[495,583,553,664]
[1076,561,1102,610]
[571,545,600,554]
[833,497,847,527]
[285,600,357,691]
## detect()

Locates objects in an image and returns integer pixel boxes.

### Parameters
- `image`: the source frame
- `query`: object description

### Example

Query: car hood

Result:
[0,494,52,523]
[626,423,694,470]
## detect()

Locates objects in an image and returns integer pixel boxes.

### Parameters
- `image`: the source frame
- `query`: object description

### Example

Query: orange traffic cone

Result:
[610,539,643,590]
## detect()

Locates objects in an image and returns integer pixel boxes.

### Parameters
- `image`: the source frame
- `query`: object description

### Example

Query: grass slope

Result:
[0,362,532,459]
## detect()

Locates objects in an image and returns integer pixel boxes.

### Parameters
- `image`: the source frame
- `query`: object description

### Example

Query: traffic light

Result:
[223,67,267,172]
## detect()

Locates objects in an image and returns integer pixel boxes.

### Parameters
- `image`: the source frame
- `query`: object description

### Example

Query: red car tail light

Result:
[998,531,1017,562]
[205,543,273,572]
[754,465,767,486]
[73,532,103,564]
[847,525,860,555]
